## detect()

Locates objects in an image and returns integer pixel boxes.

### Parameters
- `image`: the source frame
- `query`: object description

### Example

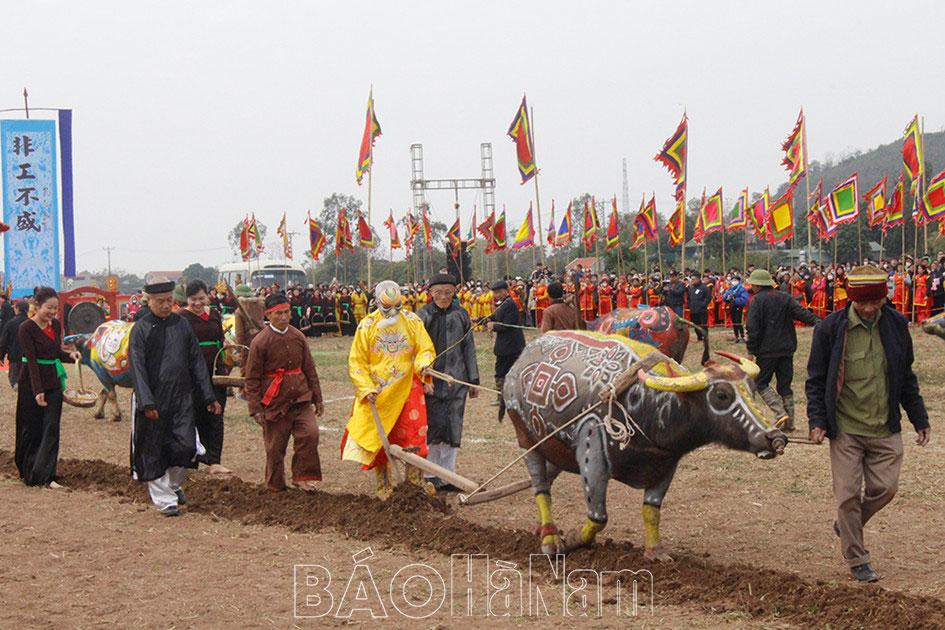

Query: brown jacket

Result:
[244,324,322,420]
[541,300,577,333]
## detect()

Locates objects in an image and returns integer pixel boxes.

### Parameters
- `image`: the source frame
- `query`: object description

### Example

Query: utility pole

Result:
[103,246,115,277]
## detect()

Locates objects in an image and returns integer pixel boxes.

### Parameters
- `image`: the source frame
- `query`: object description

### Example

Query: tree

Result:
[181,262,219,285]
[227,220,267,258]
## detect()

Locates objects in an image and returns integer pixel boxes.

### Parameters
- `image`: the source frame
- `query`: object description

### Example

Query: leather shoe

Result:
[161,505,180,517]
[850,563,879,582]
[175,489,186,505]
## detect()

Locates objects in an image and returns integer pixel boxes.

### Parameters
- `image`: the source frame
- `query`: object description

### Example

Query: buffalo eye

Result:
[710,384,735,409]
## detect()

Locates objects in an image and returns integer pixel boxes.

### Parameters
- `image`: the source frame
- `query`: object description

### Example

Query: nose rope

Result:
[598,381,653,450]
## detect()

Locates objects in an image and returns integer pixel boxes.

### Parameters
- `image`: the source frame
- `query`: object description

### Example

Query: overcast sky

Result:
[1,0,942,275]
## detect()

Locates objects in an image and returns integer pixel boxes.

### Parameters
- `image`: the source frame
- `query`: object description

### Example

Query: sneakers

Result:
[161,504,180,517]
[175,489,187,505]
[850,563,879,582]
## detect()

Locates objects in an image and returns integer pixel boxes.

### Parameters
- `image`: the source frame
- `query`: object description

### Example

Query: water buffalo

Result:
[67,320,135,421]
[921,312,945,340]
[503,330,786,561]
[588,306,697,363]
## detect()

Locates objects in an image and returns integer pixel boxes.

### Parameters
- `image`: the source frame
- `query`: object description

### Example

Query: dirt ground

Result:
[2,326,944,629]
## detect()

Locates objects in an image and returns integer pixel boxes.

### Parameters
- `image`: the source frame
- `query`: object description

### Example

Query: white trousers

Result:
[148,466,188,510]
[424,442,457,479]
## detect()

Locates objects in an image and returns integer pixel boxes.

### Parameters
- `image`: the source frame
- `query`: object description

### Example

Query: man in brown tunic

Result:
[244,293,324,492]
[540,281,577,333]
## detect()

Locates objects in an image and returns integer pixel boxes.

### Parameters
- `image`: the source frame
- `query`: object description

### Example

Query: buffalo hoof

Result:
[644,547,673,563]
[111,415,122,423]
[563,528,592,553]
[539,524,566,555]
[93,410,105,420]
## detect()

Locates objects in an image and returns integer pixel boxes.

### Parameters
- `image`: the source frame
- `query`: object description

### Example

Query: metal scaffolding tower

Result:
[409,142,496,276]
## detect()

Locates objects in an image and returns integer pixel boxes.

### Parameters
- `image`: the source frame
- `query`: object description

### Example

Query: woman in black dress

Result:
[15,286,80,488]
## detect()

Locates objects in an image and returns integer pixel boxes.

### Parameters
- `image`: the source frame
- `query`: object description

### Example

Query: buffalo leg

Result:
[92,389,108,420]
[564,421,608,552]
[108,388,122,422]
[642,465,677,562]
[523,449,565,555]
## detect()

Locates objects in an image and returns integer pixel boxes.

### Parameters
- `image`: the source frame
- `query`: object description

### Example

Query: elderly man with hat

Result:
[483,279,526,413]
[416,273,479,491]
[745,268,821,430]
[244,293,324,493]
[343,280,437,500]
[806,265,930,582]
[128,276,221,516]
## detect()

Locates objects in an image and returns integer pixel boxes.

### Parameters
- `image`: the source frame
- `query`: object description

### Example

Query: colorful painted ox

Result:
[69,315,245,421]
[921,313,945,341]
[503,330,786,561]
[67,320,135,422]
[588,306,704,364]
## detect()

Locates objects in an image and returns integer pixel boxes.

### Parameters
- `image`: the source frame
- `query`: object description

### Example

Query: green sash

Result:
[23,357,67,391]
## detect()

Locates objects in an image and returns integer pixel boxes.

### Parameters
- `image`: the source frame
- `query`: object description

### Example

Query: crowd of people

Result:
[3,250,937,583]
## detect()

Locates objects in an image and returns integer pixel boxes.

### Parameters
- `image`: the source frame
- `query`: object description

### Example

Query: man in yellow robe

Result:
[351,287,368,323]
[342,280,437,500]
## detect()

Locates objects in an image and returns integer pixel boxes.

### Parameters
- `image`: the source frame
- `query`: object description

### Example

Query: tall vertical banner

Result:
[2,120,59,297]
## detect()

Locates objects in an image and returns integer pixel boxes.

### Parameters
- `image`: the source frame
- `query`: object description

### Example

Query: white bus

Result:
[217,259,308,290]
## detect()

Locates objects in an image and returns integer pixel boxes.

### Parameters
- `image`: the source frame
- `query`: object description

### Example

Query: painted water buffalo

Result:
[67,320,135,421]
[69,315,245,421]
[921,312,945,340]
[588,306,704,364]
[503,330,786,561]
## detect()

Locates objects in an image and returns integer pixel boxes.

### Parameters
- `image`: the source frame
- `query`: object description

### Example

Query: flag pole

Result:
[530,106,546,268]
[922,116,928,258]
[803,114,812,264]
[656,225,663,276]
[743,226,748,272]
[721,223,726,274]
[367,170,373,287]
[857,206,863,263]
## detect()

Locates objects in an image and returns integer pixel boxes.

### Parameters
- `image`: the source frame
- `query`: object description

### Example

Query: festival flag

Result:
[446,218,461,255]
[308,212,325,261]
[666,200,684,246]
[546,201,556,247]
[277,212,293,259]
[766,186,795,244]
[701,187,724,234]
[507,94,537,183]
[384,210,401,249]
[826,173,859,226]
[748,190,769,239]
[605,206,620,250]
[356,88,382,184]
[692,188,707,243]
[478,211,495,252]
[249,213,264,253]
[421,207,433,251]
[493,207,507,250]
[902,115,923,181]
[639,195,659,240]
[728,188,749,232]
[582,200,598,246]
[781,109,807,185]
[356,208,376,248]
[630,216,646,250]
[239,215,251,261]
[813,201,837,240]
[654,112,688,199]
[335,208,353,254]
[864,176,887,227]
[809,179,823,208]
[511,204,535,250]
[466,207,477,249]
[555,202,572,246]
[884,171,904,231]
[924,168,945,220]
[404,208,419,248]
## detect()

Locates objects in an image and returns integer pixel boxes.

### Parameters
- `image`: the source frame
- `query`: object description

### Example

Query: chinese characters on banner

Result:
[1,120,59,297]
